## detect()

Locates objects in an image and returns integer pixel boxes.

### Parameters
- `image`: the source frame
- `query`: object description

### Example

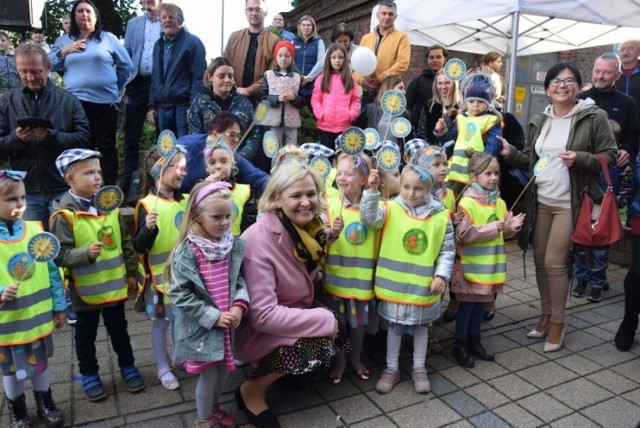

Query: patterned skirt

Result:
[0,335,54,379]
[248,302,351,379]
[134,276,176,321]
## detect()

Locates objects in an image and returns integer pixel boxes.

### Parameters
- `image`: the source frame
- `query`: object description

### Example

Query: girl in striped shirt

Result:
[167,181,250,428]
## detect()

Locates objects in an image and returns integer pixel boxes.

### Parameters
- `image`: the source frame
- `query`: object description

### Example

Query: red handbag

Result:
[572,153,624,247]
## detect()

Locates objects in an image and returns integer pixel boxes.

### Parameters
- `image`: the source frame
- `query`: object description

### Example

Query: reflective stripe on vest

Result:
[231,183,250,236]
[0,221,54,346]
[53,209,128,305]
[375,201,449,306]
[323,197,379,300]
[447,115,499,184]
[136,195,188,293]
[458,196,507,285]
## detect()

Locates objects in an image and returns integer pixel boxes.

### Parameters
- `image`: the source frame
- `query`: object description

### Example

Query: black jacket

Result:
[0,80,91,193]
[406,68,436,127]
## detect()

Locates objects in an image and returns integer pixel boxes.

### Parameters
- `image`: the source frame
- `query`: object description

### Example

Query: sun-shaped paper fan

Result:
[157,130,177,157]
[262,131,279,159]
[391,117,411,138]
[254,101,269,124]
[380,90,406,116]
[363,128,380,150]
[310,156,331,179]
[27,232,60,262]
[444,58,467,82]
[534,152,552,176]
[95,185,124,212]
[376,145,401,171]
[340,127,365,156]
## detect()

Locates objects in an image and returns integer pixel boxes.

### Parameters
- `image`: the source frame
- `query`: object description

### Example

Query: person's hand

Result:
[145,211,158,231]
[1,284,18,302]
[617,149,630,168]
[452,210,464,226]
[506,212,525,231]
[15,127,32,143]
[31,126,48,142]
[368,169,380,192]
[61,39,86,57]
[434,118,445,133]
[88,242,103,260]
[497,136,511,158]
[53,311,67,329]
[301,76,310,86]
[146,109,157,125]
[229,306,244,329]
[558,151,577,168]
[127,276,137,293]
[330,215,344,239]
[236,87,249,96]
[496,95,506,103]
[362,77,379,92]
[496,220,506,232]
[431,276,446,295]
[215,312,235,328]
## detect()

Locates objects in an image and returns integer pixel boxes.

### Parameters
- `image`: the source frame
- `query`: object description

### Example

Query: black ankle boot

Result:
[615,315,638,352]
[452,339,474,368]
[467,335,495,361]
[6,393,31,428]
[33,388,63,428]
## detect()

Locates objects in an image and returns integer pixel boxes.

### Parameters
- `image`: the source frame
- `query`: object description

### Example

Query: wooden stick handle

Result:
[509,176,536,213]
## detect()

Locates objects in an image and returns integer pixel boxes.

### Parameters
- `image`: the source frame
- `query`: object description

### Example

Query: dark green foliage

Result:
[298,106,319,144]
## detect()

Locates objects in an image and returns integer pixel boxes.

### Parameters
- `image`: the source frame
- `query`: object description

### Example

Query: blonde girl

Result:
[167,181,249,428]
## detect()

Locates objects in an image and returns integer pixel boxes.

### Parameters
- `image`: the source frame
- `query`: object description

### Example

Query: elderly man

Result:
[147,3,205,138]
[572,52,640,303]
[121,0,162,194]
[223,0,279,104]
[0,43,91,227]
[354,0,410,107]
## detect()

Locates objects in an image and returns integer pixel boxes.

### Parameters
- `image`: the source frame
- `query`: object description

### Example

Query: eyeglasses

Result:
[620,46,637,53]
[166,164,186,174]
[245,7,263,14]
[224,132,242,140]
[549,77,577,87]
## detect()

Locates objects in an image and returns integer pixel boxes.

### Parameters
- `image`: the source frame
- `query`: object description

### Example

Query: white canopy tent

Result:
[379,0,640,111]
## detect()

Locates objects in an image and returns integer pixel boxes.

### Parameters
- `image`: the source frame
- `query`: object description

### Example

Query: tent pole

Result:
[506,10,520,114]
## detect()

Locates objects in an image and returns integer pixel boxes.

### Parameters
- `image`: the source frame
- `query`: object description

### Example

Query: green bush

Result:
[298,105,319,144]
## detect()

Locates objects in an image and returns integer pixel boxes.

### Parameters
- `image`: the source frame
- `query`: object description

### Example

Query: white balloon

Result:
[351,47,377,76]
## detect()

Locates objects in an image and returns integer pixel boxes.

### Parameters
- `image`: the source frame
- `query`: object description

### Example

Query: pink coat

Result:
[311,73,360,133]
[234,212,335,365]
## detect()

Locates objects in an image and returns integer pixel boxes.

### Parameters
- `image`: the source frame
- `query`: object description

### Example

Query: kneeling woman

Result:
[235,163,349,427]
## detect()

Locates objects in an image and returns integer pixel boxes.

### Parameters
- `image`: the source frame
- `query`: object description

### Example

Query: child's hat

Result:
[463,73,494,105]
[404,138,428,159]
[55,149,101,177]
[0,170,27,182]
[300,143,334,160]
[274,40,295,60]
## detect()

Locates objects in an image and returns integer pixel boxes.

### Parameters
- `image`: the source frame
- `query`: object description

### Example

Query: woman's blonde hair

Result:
[259,163,326,213]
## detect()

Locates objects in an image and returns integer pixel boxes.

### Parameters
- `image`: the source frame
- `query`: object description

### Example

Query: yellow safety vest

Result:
[323,196,380,301]
[0,222,54,346]
[135,195,188,293]
[375,201,449,306]
[52,209,128,305]
[440,188,456,212]
[458,196,507,285]
[231,183,251,236]
[447,114,500,184]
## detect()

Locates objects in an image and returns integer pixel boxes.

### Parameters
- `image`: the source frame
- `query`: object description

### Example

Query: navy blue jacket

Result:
[149,28,206,108]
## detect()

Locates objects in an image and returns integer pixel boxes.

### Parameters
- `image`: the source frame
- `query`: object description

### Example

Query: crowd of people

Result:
[0,0,639,427]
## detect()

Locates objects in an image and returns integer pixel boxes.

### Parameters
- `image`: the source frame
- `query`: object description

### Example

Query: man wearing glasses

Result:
[223,0,279,104]
[616,40,640,121]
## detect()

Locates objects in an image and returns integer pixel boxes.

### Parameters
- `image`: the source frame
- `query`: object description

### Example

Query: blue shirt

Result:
[140,17,160,76]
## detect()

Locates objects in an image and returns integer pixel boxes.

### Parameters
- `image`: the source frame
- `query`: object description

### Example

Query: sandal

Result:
[158,368,180,391]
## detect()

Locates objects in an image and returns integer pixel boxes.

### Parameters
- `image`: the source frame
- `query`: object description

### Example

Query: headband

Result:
[205,139,234,159]
[0,170,27,182]
[150,145,187,180]
[402,163,434,185]
[193,181,232,207]
[352,155,370,176]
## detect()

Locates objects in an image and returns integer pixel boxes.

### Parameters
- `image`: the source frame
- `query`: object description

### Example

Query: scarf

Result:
[276,209,326,273]
[471,182,499,206]
[187,231,233,261]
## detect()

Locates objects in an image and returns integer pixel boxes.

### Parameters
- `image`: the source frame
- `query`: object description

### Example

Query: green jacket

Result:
[504,102,617,251]
[169,238,249,362]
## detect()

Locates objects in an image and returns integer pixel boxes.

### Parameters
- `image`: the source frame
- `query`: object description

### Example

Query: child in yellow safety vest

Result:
[361,162,455,394]
[451,151,524,368]
[133,145,188,391]
[50,149,143,402]
[204,139,253,236]
[434,73,503,197]
[0,170,65,428]
[322,152,378,385]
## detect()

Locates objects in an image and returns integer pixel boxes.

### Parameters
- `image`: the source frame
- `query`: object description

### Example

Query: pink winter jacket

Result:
[311,73,360,133]
[234,212,335,365]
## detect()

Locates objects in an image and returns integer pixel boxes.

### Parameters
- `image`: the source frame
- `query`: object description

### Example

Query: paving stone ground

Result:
[2,241,639,427]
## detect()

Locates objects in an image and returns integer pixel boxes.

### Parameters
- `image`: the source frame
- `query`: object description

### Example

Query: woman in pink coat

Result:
[311,43,361,150]
[235,163,349,427]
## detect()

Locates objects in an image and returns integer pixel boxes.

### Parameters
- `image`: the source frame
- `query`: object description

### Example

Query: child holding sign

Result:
[0,170,65,427]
